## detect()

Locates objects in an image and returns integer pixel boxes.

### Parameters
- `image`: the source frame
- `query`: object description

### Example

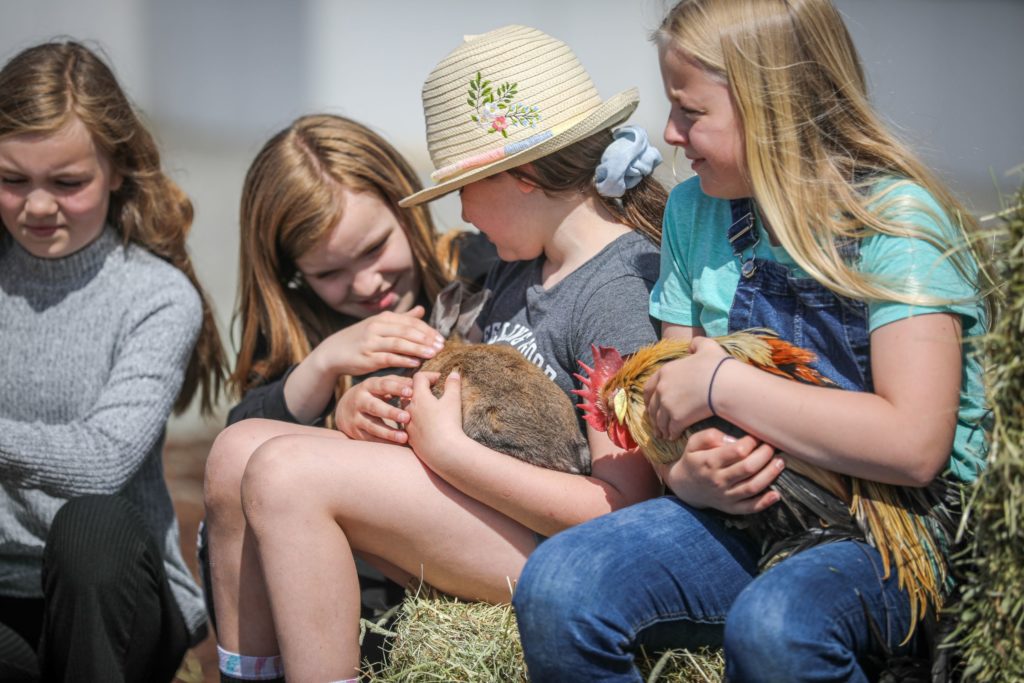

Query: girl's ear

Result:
[109,171,124,192]
[512,165,537,194]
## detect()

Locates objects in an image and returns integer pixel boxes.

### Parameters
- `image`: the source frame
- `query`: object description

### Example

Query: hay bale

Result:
[360,588,723,682]
[361,588,527,682]
[636,647,725,683]
[950,184,1024,680]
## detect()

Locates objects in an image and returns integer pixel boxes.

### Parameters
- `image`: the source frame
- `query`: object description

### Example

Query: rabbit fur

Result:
[418,282,591,475]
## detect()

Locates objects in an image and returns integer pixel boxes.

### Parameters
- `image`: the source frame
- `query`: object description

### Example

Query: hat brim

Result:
[400,87,640,207]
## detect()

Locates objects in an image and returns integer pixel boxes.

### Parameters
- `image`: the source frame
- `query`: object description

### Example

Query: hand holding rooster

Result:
[644,335,731,440]
[654,428,783,515]
[644,335,786,514]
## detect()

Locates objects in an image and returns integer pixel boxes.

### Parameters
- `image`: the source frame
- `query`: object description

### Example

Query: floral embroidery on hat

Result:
[467,72,541,138]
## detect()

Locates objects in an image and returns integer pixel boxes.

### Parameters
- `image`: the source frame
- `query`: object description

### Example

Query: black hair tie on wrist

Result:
[707,356,735,418]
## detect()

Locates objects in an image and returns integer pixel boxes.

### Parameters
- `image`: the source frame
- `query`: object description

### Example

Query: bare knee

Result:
[204,419,280,524]
[240,436,311,532]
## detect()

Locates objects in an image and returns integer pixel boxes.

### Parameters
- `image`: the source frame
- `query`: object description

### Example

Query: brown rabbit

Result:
[418,282,591,475]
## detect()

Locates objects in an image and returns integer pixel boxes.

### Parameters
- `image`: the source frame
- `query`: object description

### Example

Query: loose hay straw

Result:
[361,585,527,683]
[949,180,1024,681]
[360,585,724,682]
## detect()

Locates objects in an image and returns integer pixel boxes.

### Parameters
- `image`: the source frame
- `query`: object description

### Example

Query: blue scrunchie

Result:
[594,125,663,198]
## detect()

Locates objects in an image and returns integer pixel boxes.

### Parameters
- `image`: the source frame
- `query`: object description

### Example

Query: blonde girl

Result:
[0,40,225,681]
[211,25,667,682]
[514,1,989,681]
[201,114,497,678]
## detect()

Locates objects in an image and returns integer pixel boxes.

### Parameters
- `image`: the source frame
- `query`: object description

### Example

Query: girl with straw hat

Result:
[214,25,667,681]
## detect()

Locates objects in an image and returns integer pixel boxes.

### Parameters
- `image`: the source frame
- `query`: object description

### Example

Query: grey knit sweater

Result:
[0,227,207,641]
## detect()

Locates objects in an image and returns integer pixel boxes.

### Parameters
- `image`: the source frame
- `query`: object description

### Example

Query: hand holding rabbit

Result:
[334,374,413,444]
[412,282,591,475]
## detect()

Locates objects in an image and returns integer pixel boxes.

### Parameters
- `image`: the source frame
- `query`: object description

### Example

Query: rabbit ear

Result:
[429,281,464,337]
[454,288,491,338]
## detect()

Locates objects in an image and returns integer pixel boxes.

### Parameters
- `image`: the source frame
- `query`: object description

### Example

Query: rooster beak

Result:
[612,388,627,424]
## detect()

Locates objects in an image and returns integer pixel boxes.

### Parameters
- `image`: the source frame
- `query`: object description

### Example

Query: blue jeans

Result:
[514,496,917,682]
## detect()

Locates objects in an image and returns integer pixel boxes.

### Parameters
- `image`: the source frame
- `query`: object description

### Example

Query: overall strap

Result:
[728,198,759,278]
[835,236,860,262]
[728,198,863,269]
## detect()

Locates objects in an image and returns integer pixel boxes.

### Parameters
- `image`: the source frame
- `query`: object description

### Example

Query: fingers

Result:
[412,371,441,390]
[408,370,461,416]
[722,488,781,515]
[368,339,444,368]
[644,371,668,439]
[683,427,730,451]
[441,370,461,406]
[643,360,703,440]
[347,376,415,444]
[411,370,434,398]
[366,313,446,362]
[671,428,784,514]
[688,335,724,357]
[721,442,783,494]
[643,371,661,426]
[704,434,780,481]
[356,416,409,445]
[717,441,784,514]
[381,311,443,344]
[361,378,411,423]
[365,375,413,400]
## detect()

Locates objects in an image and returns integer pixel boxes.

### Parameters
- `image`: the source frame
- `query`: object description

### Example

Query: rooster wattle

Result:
[573,329,957,639]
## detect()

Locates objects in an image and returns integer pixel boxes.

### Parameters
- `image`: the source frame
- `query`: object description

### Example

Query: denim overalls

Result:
[725,198,872,391]
[719,198,954,678]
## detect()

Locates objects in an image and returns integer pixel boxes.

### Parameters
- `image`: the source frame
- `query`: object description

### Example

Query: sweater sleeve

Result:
[225,365,313,426]
[0,279,201,497]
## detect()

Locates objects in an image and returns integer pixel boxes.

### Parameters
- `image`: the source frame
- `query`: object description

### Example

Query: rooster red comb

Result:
[572,344,625,433]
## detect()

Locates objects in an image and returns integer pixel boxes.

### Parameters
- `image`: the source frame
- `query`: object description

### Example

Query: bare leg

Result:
[203,419,347,654]
[241,435,536,681]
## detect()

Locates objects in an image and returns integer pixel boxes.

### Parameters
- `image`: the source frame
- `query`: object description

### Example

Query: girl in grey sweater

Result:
[0,41,226,681]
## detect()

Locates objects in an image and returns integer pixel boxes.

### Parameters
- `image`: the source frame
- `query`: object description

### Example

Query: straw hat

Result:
[400,25,639,207]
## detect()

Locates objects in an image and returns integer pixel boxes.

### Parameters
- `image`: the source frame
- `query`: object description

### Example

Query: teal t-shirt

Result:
[650,177,988,481]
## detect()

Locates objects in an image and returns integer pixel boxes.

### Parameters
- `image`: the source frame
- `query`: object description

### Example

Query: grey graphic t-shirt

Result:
[480,231,661,408]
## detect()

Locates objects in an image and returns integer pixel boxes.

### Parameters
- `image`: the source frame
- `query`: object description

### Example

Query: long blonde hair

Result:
[0,40,226,414]
[657,0,984,305]
[508,128,666,246]
[233,114,462,394]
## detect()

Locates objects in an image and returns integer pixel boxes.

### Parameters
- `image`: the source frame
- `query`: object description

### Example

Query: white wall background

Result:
[3,0,1022,436]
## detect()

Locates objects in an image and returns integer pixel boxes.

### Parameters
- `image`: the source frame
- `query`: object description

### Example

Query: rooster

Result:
[573,330,958,639]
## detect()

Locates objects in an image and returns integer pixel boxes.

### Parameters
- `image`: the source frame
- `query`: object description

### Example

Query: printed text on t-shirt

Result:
[482,322,558,380]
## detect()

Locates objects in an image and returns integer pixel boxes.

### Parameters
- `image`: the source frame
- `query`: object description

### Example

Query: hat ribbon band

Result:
[428,107,597,183]
[430,129,554,182]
